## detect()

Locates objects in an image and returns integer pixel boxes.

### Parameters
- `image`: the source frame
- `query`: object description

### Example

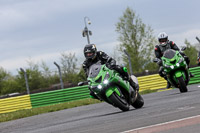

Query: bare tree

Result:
[60,52,78,79]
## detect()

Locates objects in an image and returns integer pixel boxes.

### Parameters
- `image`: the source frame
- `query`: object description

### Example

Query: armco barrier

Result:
[30,85,90,108]
[0,66,200,114]
[137,74,167,91]
[189,66,200,84]
[0,95,32,114]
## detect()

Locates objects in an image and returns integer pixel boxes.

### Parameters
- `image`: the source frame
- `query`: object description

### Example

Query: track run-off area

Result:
[0,84,200,133]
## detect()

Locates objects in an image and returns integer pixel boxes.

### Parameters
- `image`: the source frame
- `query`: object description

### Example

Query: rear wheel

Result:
[131,93,144,109]
[109,88,130,111]
[177,76,188,93]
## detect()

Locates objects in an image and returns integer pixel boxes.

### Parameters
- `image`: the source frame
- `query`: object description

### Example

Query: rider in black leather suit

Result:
[155,32,194,88]
[82,44,139,99]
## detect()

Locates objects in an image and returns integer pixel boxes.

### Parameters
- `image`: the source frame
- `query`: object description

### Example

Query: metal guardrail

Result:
[189,66,200,84]
[30,85,90,108]
[138,74,167,91]
[0,95,32,114]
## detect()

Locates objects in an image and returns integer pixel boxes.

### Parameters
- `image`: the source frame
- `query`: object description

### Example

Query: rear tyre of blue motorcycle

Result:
[131,93,144,109]
[177,77,188,93]
[109,92,130,111]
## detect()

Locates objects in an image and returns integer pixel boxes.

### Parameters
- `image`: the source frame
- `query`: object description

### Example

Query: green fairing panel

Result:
[106,87,120,97]
[175,71,183,78]
[111,73,130,92]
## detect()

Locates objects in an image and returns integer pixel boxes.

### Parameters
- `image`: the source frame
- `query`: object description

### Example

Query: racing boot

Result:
[129,77,139,92]
[188,65,194,77]
[166,81,171,89]
[115,65,139,92]
[90,91,100,100]
[189,72,194,77]
[164,76,171,89]
[184,57,195,78]
[122,69,139,92]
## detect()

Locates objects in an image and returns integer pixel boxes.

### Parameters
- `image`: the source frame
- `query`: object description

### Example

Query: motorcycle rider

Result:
[155,32,194,89]
[82,44,139,99]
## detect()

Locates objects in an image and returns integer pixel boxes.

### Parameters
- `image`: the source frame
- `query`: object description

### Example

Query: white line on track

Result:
[121,114,200,133]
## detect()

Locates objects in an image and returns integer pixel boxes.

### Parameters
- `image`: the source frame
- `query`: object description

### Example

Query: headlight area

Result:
[103,79,109,84]
[97,84,103,89]
[97,80,110,90]
[170,65,174,69]
[165,62,181,69]
[164,64,175,69]
[176,63,180,67]
[164,64,171,69]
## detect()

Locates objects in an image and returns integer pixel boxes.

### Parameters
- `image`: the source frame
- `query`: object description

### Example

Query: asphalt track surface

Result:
[0,84,200,133]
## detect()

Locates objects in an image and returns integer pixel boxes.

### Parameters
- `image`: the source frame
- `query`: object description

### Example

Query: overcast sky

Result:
[0,0,200,74]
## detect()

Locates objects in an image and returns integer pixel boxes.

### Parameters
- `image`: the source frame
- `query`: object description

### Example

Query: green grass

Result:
[0,89,160,123]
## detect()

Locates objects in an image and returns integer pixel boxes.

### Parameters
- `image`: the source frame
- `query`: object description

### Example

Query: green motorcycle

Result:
[154,48,190,93]
[78,63,144,111]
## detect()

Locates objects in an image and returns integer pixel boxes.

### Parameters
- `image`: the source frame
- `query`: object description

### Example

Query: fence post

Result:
[20,68,30,94]
[196,36,200,65]
[54,62,64,89]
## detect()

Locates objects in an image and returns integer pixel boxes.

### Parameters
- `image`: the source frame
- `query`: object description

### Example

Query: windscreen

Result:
[88,64,102,78]
[163,49,176,59]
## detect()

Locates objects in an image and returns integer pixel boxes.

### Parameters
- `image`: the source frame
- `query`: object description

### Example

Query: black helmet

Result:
[84,44,97,60]
[158,32,168,46]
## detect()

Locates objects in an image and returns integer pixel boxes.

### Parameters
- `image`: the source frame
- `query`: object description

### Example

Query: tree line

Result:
[0,52,86,96]
[0,7,199,96]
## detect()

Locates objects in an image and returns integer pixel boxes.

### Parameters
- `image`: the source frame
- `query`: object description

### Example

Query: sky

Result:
[0,0,200,75]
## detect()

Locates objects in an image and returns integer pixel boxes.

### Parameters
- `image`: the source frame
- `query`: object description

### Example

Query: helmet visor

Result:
[159,38,167,44]
[86,52,94,57]
[85,51,96,60]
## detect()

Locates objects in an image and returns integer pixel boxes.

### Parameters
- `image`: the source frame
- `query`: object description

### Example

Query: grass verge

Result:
[0,89,162,123]
[0,98,101,123]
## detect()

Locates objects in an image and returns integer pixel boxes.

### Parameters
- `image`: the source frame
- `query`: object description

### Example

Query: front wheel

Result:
[177,76,188,93]
[109,91,130,111]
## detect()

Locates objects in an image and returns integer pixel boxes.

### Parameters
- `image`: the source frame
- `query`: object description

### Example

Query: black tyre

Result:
[177,76,188,93]
[132,93,144,109]
[109,91,130,111]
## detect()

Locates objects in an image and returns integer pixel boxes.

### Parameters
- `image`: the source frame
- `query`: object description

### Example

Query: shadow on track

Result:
[168,88,198,96]
[45,108,140,128]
